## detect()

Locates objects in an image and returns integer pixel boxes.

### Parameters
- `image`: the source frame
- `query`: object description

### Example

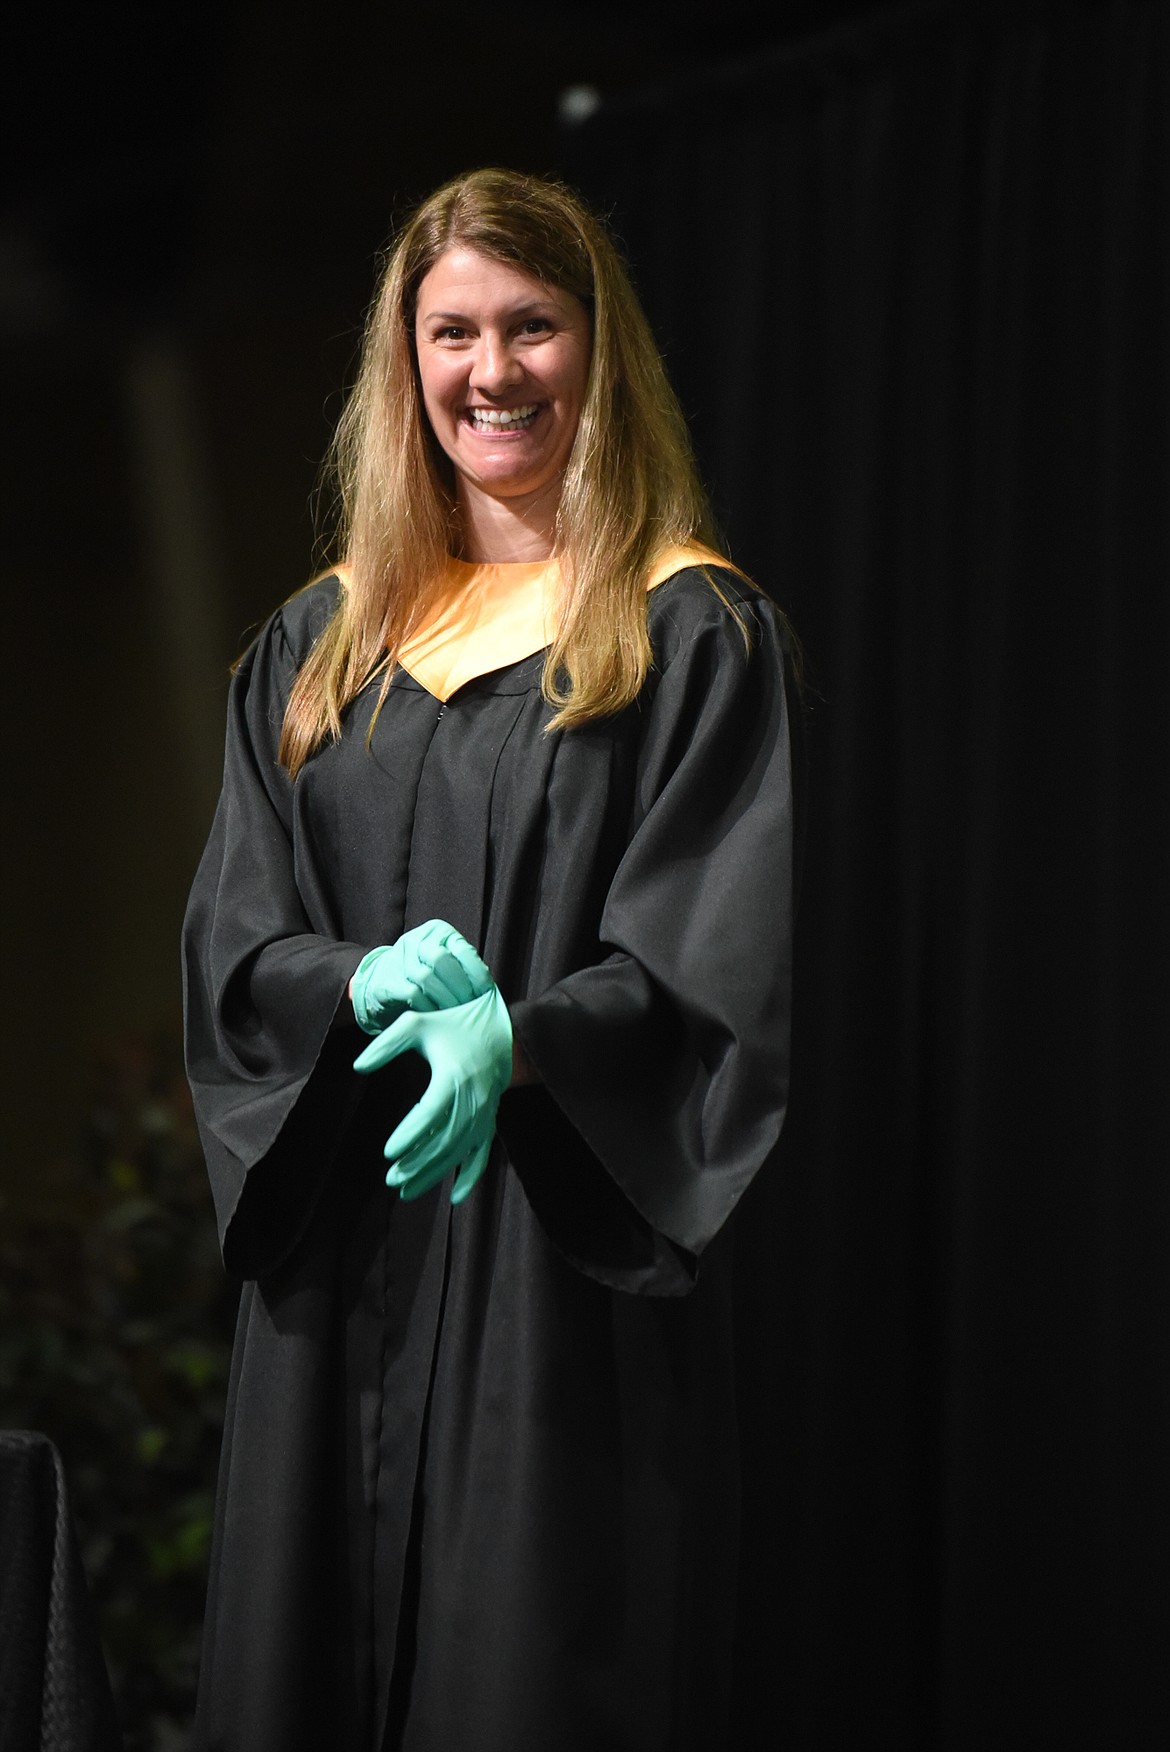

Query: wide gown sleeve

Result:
[182,596,368,1278]
[502,583,797,1295]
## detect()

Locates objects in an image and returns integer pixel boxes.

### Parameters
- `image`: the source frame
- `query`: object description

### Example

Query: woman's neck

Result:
[454,478,561,563]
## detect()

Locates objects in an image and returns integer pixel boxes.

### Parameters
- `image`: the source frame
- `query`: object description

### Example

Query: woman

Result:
[184,167,797,1752]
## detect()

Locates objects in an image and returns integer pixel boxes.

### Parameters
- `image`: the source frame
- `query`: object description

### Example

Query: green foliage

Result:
[0,1031,235,1752]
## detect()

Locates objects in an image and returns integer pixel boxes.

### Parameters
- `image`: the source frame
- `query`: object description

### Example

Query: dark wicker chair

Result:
[0,1432,122,1752]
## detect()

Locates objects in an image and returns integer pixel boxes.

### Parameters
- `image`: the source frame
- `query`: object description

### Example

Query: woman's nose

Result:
[471,333,524,395]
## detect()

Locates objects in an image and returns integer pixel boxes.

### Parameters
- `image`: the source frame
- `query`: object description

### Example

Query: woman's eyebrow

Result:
[420,300,557,324]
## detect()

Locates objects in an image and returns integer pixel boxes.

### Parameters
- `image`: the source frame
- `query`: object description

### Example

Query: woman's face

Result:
[413,247,592,517]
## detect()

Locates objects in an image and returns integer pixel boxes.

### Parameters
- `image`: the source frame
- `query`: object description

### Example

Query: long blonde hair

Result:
[280,167,721,776]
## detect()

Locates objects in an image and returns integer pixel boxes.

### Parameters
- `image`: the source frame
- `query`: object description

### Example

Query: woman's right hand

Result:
[353,985,513,1205]
[349,920,493,1036]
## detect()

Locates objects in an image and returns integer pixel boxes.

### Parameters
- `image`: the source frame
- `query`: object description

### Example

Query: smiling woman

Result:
[413,248,592,546]
[183,168,799,1752]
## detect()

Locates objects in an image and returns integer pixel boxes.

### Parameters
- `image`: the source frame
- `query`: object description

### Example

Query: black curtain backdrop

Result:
[567,4,1169,1746]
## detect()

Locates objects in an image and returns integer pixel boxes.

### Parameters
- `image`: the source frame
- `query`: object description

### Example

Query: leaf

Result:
[108,1159,142,1195]
[136,1427,169,1465]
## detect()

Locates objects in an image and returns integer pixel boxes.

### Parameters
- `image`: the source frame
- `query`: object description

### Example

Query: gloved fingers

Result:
[387,1111,471,1194]
[418,946,478,1007]
[398,1087,491,1183]
[385,1081,474,1178]
[401,975,440,1012]
[440,933,494,998]
[414,920,448,948]
[382,1072,461,1164]
[416,927,492,1005]
[394,1147,465,1202]
[451,1137,492,1205]
[390,939,439,1008]
[398,925,488,1009]
[353,1010,425,1075]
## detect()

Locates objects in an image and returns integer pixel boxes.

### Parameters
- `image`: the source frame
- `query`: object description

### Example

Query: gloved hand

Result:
[353,986,513,1204]
[350,920,493,1036]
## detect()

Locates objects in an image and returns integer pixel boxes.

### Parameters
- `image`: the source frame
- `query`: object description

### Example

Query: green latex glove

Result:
[350,920,492,1036]
[353,987,513,1204]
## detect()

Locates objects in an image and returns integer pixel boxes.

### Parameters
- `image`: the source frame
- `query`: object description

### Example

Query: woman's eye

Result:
[438,326,468,341]
[520,318,551,335]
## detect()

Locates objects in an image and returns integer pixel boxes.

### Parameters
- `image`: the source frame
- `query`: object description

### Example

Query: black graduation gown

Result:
[182,564,796,1752]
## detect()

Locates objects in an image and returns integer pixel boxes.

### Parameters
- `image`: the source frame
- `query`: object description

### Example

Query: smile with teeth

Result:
[467,404,539,430]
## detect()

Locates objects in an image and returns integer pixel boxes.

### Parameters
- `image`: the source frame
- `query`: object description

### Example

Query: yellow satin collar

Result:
[394,542,725,702]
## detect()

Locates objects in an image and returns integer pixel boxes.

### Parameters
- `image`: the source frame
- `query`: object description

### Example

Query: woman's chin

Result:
[454,456,564,509]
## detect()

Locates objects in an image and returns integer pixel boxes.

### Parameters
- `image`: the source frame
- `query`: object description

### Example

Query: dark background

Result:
[3,0,1167,1746]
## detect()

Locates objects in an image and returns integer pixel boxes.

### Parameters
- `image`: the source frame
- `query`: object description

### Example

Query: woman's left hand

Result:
[353,986,513,1203]
[350,920,493,1035]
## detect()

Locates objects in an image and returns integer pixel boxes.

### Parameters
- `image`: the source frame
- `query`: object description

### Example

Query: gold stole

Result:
[393,543,725,702]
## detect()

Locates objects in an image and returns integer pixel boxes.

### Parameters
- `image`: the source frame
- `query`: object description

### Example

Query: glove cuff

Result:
[351,945,396,1036]
[486,985,514,1096]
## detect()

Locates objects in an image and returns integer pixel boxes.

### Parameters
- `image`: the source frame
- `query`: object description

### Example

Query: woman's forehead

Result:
[415,248,579,322]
